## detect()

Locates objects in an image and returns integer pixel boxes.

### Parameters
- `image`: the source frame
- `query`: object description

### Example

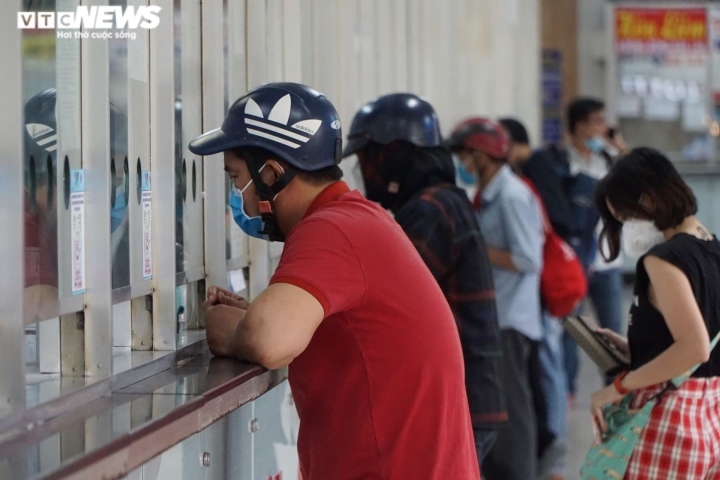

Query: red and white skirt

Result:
[625,377,720,480]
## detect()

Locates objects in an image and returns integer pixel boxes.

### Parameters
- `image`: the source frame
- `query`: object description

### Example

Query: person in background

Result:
[605,126,630,157]
[190,82,481,480]
[591,147,720,479]
[562,98,624,396]
[447,118,543,480]
[344,93,506,471]
[500,117,568,480]
[522,98,624,401]
[500,118,534,171]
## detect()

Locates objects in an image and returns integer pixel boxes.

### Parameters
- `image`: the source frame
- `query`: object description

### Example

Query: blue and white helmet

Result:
[189,82,342,171]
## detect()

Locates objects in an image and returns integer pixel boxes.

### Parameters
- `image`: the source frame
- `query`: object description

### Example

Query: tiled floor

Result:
[565,348,605,476]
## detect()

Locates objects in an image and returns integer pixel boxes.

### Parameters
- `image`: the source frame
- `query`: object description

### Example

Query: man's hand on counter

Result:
[203,285,249,358]
[204,286,250,310]
[205,304,246,358]
[202,283,324,370]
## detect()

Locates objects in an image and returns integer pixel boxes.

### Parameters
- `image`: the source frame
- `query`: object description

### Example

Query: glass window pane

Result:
[169,0,204,280]
[174,0,184,274]
[109,0,130,290]
[224,0,249,265]
[224,0,231,262]
[23,0,60,323]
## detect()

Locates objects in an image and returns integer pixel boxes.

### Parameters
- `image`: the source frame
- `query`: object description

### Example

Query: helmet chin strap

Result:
[243,150,297,242]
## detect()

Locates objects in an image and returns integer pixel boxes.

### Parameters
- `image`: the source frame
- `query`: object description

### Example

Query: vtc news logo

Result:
[18,6,161,39]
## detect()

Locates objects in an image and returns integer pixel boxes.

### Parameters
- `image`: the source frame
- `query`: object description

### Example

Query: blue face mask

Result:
[229,178,267,240]
[110,189,127,234]
[585,136,605,153]
[457,162,477,185]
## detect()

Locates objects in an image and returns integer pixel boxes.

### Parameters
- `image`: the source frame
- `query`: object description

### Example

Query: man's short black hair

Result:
[566,97,605,134]
[297,165,344,186]
[499,118,530,145]
[233,147,343,186]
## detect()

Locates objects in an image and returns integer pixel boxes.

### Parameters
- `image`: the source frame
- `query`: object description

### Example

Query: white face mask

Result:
[622,220,666,260]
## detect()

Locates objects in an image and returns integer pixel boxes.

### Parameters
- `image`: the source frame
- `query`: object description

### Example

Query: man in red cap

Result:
[447,118,544,480]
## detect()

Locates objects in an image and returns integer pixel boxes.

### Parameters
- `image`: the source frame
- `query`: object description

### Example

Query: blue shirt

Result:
[476,165,543,340]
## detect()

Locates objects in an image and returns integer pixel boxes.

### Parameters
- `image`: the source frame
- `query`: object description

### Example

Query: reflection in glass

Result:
[222,0,246,263]
[224,0,232,261]
[109,101,129,289]
[174,0,185,273]
[23,10,59,322]
[109,0,130,290]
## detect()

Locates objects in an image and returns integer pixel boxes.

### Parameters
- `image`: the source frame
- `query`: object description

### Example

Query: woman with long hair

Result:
[590,147,720,479]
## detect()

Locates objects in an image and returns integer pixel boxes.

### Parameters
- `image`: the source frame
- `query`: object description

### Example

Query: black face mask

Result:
[358,143,397,209]
[358,142,456,213]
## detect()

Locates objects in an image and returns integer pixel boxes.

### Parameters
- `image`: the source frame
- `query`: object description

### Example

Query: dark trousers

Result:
[474,427,497,477]
[482,330,537,480]
[528,339,556,456]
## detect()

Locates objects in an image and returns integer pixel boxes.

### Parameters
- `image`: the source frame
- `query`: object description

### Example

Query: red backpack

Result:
[521,177,587,317]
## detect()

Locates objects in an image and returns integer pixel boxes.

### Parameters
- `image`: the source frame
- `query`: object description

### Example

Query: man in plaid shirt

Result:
[344,93,507,471]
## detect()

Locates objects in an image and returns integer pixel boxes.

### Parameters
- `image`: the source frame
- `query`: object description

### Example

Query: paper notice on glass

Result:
[70,170,85,295]
[228,269,247,293]
[142,172,152,279]
[644,98,679,121]
[617,95,642,118]
[682,101,708,132]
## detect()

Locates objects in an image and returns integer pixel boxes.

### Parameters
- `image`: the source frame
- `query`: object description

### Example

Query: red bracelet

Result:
[613,371,631,395]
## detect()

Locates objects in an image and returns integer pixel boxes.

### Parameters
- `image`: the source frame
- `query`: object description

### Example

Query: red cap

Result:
[446,117,510,159]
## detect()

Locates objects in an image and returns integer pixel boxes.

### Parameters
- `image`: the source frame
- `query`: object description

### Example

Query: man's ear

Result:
[262,160,285,184]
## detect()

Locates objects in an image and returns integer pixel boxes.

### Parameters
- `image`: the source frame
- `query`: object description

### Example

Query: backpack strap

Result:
[520,176,551,236]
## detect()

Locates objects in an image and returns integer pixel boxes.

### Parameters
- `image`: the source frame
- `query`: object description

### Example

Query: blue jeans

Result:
[539,313,568,439]
[564,268,624,393]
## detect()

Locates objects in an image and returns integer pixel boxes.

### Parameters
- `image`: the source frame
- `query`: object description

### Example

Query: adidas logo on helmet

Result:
[189,82,343,172]
[244,94,322,150]
[25,123,57,153]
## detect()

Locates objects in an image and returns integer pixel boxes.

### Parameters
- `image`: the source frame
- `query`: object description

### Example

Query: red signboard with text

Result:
[616,8,707,55]
[613,6,712,159]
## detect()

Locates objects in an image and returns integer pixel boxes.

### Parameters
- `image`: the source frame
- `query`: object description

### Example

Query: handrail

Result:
[0,347,287,480]
[0,334,206,439]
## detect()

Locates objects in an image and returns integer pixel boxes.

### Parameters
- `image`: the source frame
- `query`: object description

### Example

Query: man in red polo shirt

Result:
[189,83,480,480]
